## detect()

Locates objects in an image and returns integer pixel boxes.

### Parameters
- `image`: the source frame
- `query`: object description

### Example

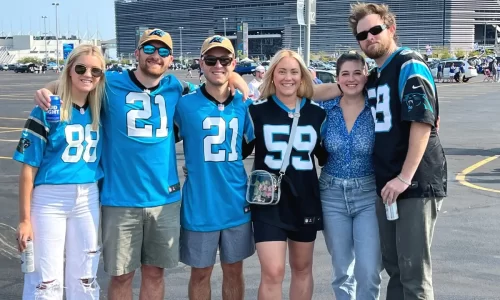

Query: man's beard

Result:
[362,40,390,59]
[139,58,167,78]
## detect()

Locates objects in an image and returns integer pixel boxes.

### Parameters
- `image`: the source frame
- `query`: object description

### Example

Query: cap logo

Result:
[210,36,224,44]
[149,29,166,37]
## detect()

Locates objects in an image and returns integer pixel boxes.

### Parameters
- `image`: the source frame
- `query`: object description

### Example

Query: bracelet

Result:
[397,174,411,186]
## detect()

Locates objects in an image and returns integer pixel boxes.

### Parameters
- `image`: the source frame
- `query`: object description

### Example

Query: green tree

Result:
[454,48,466,59]
[120,59,131,65]
[18,57,42,64]
[310,52,320,61]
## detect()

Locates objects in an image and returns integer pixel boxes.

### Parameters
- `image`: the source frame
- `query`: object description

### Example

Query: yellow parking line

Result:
[0,139,18,142]
[0,98,34,101]
[0,93,33,97]
[0,126,22,130]
[0,117,27,121]
[456,155,500,193]
[0,129,23,134]
[0,156,12,160]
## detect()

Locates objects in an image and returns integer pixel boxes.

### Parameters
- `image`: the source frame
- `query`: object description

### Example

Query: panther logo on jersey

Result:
[16,138,31,154]
[403,93,433,113]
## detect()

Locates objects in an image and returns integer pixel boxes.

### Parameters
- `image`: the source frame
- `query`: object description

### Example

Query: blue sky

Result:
[2,0,116,40]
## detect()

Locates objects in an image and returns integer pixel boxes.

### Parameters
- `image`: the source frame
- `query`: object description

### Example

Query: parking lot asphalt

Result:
[0,70,499,299]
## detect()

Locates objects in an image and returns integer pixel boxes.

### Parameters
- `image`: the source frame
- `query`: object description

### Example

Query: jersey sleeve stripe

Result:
[23,117,49,142]
[399,59,435,100]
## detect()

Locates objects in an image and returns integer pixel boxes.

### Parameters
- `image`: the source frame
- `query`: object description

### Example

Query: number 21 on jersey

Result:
[368,84,392,132]
[126,92,168,138]
[203,117,239,162]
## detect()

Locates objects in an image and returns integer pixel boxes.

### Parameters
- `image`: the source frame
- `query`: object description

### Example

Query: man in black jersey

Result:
[342,3,446,300]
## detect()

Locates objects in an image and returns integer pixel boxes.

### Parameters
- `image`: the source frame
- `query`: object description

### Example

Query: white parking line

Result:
[0,223,19,260]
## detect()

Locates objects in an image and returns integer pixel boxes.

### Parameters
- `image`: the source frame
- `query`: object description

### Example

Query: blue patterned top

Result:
[321,96,375,179]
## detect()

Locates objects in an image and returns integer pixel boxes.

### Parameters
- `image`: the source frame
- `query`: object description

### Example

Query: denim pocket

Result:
[319,175,330,191]
[359,179,376,192]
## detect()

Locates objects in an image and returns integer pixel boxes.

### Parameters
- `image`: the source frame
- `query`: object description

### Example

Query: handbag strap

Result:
[279,98,302,175]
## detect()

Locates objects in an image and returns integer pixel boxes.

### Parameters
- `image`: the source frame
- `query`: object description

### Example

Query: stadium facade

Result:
[114,0,500,59]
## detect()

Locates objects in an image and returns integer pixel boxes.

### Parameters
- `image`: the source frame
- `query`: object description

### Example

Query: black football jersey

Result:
[247,96,327,231]
[366,48,447,199]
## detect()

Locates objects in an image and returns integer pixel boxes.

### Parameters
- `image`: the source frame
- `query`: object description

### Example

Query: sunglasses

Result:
[141,44,171,57]
[356,24,387,41]
[202,56,233,67]
[74,64,103,78]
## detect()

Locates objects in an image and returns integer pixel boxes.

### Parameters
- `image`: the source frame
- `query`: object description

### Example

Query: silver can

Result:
[385,202,399,221]
[21,240,35,273]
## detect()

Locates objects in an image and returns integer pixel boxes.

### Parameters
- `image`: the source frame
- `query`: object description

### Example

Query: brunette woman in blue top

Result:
[319,52,382,300]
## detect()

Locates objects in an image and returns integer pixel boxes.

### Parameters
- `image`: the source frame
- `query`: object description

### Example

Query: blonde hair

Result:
[258,49,314,100]
[348,2,397,36]
[57,44,106,130]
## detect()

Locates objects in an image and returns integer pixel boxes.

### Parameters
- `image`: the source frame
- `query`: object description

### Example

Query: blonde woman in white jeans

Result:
[14,44,106,300]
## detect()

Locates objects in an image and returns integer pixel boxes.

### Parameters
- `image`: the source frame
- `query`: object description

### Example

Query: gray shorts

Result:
[180,222,255,268]
[101,201,181,276]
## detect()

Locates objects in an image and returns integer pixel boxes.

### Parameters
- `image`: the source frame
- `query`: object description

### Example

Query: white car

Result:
[315,70,337,83]
[431,60,478,82]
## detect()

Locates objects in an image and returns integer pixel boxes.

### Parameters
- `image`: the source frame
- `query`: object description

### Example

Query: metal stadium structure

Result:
[114,0,500,58]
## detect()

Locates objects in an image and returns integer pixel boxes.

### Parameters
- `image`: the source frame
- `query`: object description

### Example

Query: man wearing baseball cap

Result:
[248,65,266,100]
[32,29,250,300]
[175,35,255,300]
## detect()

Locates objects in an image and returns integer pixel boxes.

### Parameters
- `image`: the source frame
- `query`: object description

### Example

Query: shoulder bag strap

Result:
[279,98,302,175]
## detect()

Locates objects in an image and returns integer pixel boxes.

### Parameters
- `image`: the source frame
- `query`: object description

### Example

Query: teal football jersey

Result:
[100,70,194,207]
[13,105,103,186]
[175,85,254,231]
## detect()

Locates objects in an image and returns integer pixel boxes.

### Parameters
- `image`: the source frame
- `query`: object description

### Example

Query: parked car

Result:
[430,60,478,82]
[47,63,58,70]
[14,64,40,73]
[235,62,258,75]
[0,64,8,71]
[316,70,337,84]
[260,61,270,71]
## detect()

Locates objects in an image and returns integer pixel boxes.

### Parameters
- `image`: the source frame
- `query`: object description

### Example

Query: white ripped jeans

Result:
[23,183,100,300]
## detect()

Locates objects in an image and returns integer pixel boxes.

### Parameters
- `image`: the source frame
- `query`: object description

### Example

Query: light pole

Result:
[222,18,228,36]
[52,2,60,71]
[42,16,48,66]
[179,27,184,61]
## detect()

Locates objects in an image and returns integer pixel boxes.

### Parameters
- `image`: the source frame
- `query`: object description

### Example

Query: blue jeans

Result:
[319,172,382,300]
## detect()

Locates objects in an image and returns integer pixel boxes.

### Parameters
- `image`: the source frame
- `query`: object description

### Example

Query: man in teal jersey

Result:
[175,35,255,300]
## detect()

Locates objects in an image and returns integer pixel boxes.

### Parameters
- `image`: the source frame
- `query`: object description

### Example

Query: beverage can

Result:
[46,95,61,122]
[21,240,35,273]
[385,202,399,221]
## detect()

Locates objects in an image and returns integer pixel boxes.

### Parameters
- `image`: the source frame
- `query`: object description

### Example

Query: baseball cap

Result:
[138,29,173,50]
[255,66,265,72]
[200,35,235,56]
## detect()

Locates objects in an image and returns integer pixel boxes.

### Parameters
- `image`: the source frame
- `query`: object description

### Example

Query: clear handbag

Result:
[246,98,301,206]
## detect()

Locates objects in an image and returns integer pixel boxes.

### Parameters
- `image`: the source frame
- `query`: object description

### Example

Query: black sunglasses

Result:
[202,56,233,67]
[74,64,103,78]
[356,24,388,41]
[141,44,171,57]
